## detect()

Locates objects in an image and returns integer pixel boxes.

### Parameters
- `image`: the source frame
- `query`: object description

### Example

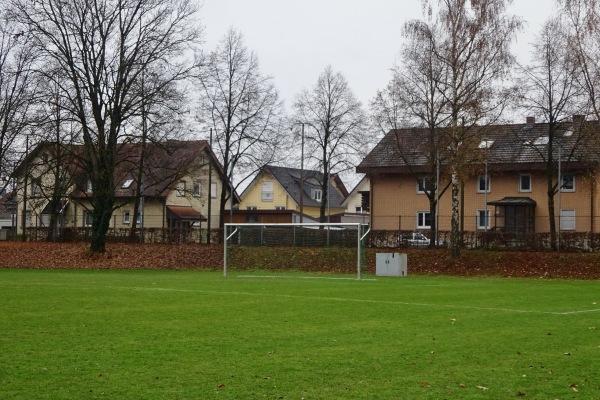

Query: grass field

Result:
[1,269,599,399]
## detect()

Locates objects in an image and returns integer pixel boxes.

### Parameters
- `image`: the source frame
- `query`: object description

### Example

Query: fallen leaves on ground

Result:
[1,242,600,279]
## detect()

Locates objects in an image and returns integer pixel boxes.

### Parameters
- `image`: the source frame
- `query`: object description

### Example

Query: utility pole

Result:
[207,128,212,244]
[21,136,29,242]
[300,123,304,223]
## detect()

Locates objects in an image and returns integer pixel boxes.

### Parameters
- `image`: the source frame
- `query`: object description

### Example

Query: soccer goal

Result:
[224,223,370,279]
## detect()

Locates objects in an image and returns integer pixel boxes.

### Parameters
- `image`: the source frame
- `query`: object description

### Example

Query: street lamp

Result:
[291,122,305,223]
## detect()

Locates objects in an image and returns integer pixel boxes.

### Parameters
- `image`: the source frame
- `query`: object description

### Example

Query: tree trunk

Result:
[218,173,229,238]
[428,195,437,249]
[89,164,115,253]
[547,173,557,251]
[319,175,328,223]
[450,171,460,257]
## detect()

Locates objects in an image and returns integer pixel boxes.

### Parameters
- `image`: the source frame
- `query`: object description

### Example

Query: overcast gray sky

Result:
[200,0,556,118]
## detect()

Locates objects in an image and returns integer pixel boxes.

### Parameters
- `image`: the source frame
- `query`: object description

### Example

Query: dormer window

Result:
[478,139,494,149]
[311,188,322,202]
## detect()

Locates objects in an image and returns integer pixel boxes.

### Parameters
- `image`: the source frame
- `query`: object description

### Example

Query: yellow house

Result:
[236,165,348,223]
[15,140,234,241]
[357,118,600,236]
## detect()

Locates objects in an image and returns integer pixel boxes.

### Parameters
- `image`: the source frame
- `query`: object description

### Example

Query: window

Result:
[477,209,491,230]
[478,174,490,193]
[176,181,186,196]
[311,188,322,201]
[262,181,273,201]
[84,211,93,227]
[193,181,201,197]
[123,210,130,224]
[360,191,370,212]
[275,206,286,211]
[478,139,494,149]
[519,174,531,192]
[417,211,431,229]
[561,174,575,192]
[136,213,142,224]
[417,177,434,194]
[86,180,92,193]
[356,206,363,213]
[211,183,217,198]
[122,179,134,189]
[31,178,42,197]
[534,136,549,145]
[560,209,575,230]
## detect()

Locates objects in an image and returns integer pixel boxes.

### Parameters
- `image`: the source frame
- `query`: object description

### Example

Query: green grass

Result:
[1,269,599,399]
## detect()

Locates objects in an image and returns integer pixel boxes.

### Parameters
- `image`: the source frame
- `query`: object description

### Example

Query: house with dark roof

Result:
[357,117,600,235]
[15,140,236,240]
[235,165,348,223]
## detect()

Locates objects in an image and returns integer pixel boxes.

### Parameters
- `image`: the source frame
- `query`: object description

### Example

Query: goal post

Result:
[224,223,370,279]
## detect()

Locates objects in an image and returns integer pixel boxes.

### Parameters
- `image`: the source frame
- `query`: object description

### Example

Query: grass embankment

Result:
[2,242,600,279]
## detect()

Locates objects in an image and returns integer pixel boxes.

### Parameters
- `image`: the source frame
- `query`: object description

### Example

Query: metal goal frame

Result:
[224,222,370,280]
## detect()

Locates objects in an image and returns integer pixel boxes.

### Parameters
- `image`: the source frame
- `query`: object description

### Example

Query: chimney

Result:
[573,115,585,124]
[526,116,535,124]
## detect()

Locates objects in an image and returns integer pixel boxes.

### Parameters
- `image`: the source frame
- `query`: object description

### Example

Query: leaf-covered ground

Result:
[1,242,600,279]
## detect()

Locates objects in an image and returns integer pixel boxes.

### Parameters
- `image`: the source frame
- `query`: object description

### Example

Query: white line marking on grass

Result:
[120,287,596,316]
[6,282,599,316]
[554,309,600,315]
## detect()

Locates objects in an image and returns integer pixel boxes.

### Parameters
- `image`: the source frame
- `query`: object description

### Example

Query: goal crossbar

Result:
[223,223,369,280]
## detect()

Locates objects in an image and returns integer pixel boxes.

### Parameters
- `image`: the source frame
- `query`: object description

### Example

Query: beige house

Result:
[15,140,234,240]
[357,118,600,235]
[236,165,348,223]
[340,176,370,224]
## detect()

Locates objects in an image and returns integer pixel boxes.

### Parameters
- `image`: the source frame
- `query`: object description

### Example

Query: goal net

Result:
[224,223,370,279]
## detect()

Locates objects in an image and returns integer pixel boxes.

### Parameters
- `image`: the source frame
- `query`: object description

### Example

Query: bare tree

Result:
[371,21,451,246]
[559,0,600,119]
[415,0,522,256]
[294,66,367,222]
[0,15,37,191]
[125,68,189,240]
[35,74,79,241]
[11,0,202,253]
[517,17,586,250]
[197,28,285,229]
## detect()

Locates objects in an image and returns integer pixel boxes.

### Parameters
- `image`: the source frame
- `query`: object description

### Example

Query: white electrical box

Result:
[376,253,407,277]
